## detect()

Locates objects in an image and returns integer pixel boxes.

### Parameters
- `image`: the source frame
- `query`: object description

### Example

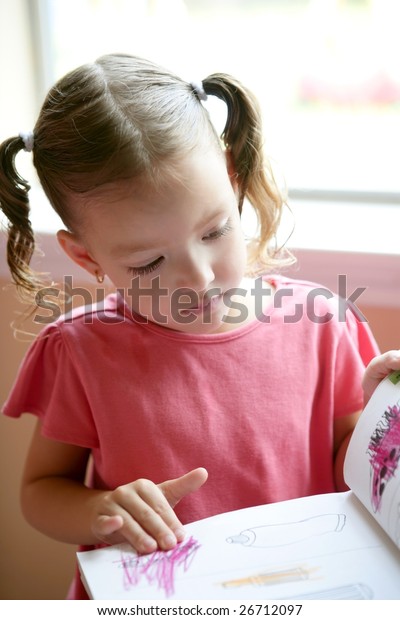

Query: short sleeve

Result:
[333,303,380,417]
[2,324,99,448]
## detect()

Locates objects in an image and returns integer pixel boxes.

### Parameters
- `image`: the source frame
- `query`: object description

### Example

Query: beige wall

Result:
[0,276,108,600]
[0,281,72,599]
[0,269,399,599]
[358,304,400,352]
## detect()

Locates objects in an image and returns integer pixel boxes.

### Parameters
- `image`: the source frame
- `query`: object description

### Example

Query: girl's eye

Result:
[203,220,233,241]
[128,257,164,276]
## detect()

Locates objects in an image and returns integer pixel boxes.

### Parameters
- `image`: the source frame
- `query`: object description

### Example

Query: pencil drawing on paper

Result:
[116,536,200,597]
[220,565,315,589]
[367,401,400,512]
[226,513,346,548]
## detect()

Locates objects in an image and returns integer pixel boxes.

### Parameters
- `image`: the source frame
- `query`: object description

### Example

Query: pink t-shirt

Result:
[2,276,379,598]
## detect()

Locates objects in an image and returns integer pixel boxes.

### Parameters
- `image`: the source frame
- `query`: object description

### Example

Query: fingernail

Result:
[174,527,186,541]
[161,533,177,549]
[140,536,157,553]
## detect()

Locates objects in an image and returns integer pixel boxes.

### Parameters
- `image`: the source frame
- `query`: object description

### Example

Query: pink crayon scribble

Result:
[368,403,400,512]
[118,536,200,597]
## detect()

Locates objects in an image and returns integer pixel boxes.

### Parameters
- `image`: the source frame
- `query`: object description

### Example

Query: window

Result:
[35,0,400,200]
[1,1,399,303]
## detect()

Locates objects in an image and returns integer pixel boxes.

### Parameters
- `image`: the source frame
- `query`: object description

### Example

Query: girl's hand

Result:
[91,467,208,553]
[363,350,400,405]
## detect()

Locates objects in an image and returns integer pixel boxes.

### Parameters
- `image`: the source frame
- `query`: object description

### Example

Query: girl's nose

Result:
[173,254,215,292]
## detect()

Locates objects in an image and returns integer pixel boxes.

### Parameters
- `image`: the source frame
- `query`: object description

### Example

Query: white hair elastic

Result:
[19,131,34,153]
[190,81,208,102]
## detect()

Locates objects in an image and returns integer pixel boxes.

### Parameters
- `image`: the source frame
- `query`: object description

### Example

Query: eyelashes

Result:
[203,220,233,241]
[128,257,164,277]
[127,218,233,277]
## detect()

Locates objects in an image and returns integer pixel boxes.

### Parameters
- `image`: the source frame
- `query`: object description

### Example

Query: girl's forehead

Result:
[76,149,232,233]
[83,148,227,206]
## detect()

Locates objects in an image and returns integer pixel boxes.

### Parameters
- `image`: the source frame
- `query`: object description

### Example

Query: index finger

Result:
[113,480,185,553]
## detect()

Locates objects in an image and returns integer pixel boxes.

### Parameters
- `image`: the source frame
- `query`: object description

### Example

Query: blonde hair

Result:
[0,53,291,301]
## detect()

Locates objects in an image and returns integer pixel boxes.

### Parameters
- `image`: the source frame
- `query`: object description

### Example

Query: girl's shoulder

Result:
[265,273,364,320]
[265,273,379,363]
[35,292,130,336]
[23,292,135,365]
[54,292,125,325]
[266,274,334,296]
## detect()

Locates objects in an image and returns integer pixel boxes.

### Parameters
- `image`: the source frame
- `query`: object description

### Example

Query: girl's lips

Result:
[180,294,223,317]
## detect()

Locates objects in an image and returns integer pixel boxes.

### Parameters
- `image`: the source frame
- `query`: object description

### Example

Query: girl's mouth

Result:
[179,293,223,318]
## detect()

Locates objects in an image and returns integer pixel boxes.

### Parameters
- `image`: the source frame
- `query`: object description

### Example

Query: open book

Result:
[77,372,400,600]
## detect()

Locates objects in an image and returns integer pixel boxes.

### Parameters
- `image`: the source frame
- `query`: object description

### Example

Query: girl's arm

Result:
[21,419,208,554]
[333,411,361,491]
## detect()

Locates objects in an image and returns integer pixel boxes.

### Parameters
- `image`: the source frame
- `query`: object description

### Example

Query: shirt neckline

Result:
[116,275,285,343]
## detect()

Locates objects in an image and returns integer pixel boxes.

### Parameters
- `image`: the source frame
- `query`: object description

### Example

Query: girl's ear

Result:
[57,230,102,277]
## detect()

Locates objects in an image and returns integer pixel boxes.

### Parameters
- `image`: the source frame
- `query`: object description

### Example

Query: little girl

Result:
[0,53,379,599]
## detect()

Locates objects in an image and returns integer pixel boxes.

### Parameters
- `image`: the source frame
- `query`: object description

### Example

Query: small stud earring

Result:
[95,272,105,284]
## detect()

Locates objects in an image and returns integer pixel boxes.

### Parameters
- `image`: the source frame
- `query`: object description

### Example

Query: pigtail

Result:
[202,74,292,274]
[0,136,42,300]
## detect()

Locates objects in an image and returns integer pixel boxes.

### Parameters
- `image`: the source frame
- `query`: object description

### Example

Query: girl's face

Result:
[63,149,248,334]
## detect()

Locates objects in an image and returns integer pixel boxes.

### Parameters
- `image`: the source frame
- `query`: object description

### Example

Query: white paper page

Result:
[77,491,400,600]
[344,371,400,549]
